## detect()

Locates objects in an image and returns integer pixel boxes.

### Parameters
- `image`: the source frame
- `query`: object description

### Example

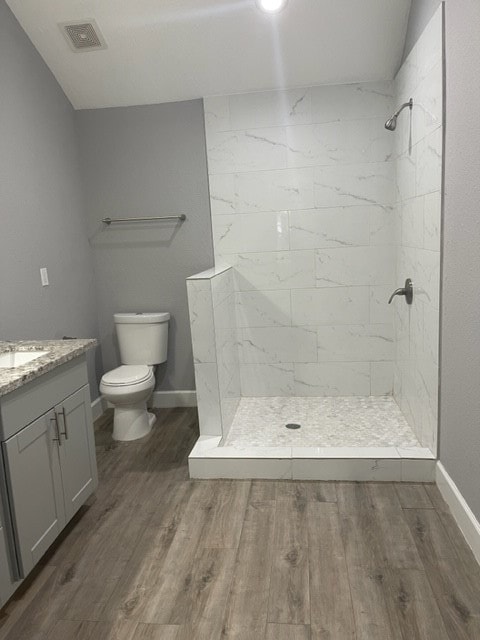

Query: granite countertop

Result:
[0,339,97,397]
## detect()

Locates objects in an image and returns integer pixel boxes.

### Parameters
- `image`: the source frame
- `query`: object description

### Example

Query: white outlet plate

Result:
[40,267,49,287]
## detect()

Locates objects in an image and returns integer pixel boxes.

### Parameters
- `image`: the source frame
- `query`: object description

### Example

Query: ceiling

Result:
[6,0,412,110]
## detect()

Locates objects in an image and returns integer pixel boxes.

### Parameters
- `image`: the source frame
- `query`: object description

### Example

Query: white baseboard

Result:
[436,461,480,564]
[151,390,197,408]
[91,396,106,421]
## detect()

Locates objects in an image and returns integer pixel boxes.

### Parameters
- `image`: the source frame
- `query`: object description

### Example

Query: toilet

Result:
[100,312,170,441]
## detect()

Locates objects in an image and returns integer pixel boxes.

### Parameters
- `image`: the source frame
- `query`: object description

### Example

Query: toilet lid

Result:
[114,312,170,324]
[102,365,152,387]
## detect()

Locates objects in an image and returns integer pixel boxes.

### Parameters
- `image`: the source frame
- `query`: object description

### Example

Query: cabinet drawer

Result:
[0,356,88,440]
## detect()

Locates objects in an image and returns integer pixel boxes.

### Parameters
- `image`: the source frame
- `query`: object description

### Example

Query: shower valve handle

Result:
[388,278,413,305]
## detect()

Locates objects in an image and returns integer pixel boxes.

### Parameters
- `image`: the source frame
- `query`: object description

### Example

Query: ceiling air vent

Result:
[59,19,107,52]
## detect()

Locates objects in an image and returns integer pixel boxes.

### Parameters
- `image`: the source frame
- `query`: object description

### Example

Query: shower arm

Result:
[393,98,413,119]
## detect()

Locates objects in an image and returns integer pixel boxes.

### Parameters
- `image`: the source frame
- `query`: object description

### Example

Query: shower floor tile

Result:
[223,396,420,448]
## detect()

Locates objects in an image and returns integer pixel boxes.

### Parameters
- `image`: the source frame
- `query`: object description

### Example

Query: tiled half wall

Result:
[187,267,240,438]
[203,82,396,397]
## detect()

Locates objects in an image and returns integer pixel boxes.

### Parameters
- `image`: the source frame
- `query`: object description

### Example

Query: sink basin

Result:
[0,351,48,368]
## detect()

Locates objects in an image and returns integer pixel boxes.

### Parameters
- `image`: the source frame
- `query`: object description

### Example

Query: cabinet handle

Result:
[51,415,62,446]
[59,407,69,440]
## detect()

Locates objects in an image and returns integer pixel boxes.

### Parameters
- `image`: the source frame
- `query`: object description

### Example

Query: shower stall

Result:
[187,6,443,480]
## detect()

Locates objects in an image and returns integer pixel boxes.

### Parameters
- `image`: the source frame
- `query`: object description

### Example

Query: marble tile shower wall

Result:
[187,267,240,438]
[393,6,443,452]
[204,83,396,397]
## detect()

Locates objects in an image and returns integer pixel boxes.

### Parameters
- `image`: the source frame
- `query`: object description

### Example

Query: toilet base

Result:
[112,404,157,442]
[147,411,157,428]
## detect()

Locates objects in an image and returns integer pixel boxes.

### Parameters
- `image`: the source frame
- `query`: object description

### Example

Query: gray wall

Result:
[0,1,100,395]
[403,0,442,60]
[440,0,480,520]
[76,101,214,392]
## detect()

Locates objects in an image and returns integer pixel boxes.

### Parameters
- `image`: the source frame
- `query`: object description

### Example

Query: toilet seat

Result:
[101,365,153,387]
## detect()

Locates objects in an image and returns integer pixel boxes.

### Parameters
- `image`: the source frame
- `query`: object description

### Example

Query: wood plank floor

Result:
[1,408,480,639]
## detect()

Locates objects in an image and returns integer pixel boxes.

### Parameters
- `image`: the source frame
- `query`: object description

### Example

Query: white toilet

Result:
[100,312,170,441]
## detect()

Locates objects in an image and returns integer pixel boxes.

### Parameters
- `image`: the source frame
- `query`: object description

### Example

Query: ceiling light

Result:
[256,0,288,14]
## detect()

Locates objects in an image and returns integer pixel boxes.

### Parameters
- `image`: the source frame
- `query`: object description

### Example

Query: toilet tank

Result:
[114,312,170,365]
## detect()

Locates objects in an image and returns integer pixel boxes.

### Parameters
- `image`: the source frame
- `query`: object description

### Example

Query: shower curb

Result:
[188,436,436,482]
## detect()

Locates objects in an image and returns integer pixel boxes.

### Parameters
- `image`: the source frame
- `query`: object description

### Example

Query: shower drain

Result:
[285,423,301,430]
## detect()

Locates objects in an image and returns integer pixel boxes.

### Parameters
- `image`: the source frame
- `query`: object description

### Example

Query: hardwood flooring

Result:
[1,407,479,639]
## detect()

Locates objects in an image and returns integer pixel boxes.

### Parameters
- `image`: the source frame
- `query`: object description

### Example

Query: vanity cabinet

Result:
[0,355,97,582]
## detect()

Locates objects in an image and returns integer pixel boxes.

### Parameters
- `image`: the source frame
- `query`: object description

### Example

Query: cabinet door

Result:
[3,411,65,577]
[0,525,12,606]
[0,458,15,602]
[56,385,97,522]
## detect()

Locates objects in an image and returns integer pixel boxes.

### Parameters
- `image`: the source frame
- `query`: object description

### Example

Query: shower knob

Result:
[388,278,413,305]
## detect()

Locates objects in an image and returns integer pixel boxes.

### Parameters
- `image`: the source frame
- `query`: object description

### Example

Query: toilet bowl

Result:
[100,365,156,441]
[100,312,170,442]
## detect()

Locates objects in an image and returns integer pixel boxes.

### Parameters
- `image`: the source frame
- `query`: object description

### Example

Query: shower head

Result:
[385,115,398,131]
[384,98,413,131]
